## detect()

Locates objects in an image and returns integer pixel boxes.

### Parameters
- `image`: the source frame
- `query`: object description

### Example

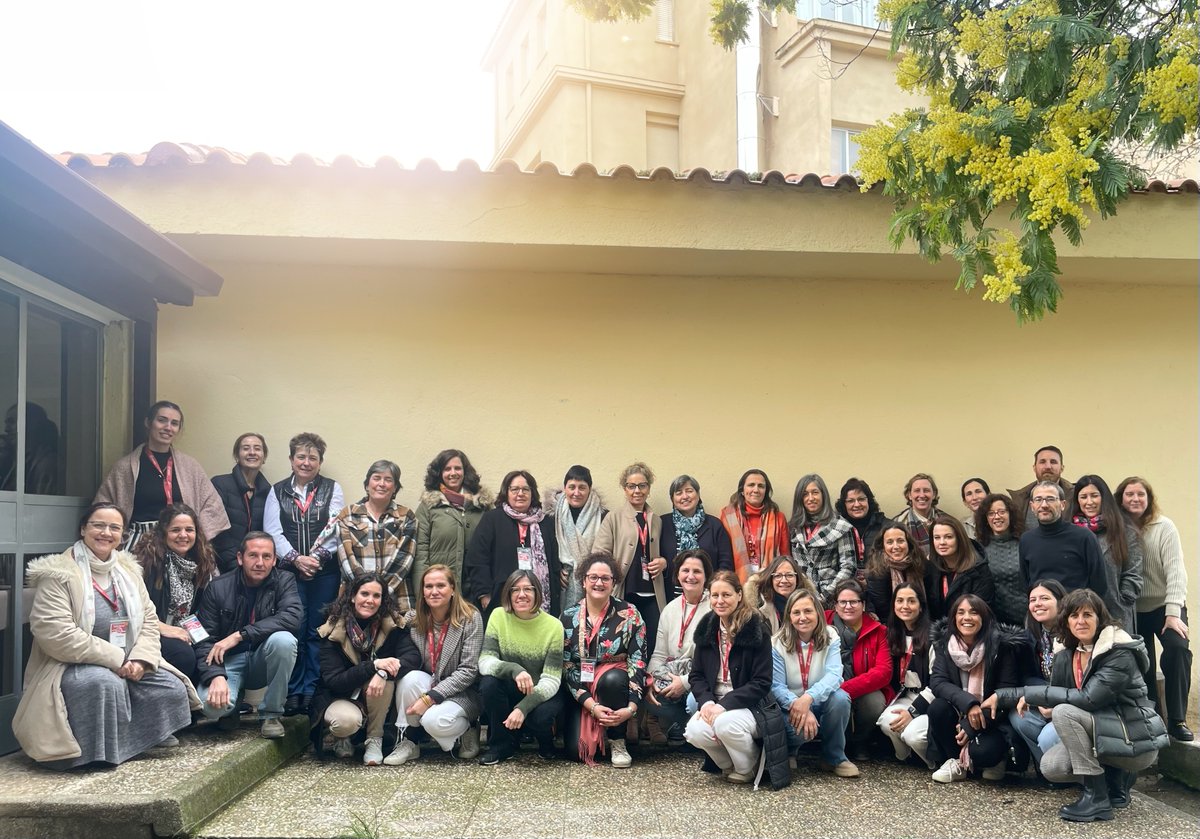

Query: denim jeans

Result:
[1009,706,1061,766]
[288,570,340,698]
[786,688,852,765]
[201,630,297,720]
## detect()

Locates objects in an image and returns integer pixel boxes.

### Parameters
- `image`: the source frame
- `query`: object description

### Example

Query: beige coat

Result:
[94,444,231,538]
[594,502,667,611]
[12,547,200,762]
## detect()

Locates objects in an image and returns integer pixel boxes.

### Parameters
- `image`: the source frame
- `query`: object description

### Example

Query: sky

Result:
[0,0,511,165]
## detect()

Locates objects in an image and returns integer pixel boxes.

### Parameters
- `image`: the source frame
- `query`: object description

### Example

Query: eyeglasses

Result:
[771,572,797,580]
[624,482,649,492]
[1030,497,1060,506]
[508,486,531,495]
[585,574,614,584]
[986,510,1009,518]
[510,587,537,595]
[836,599,862,608]
[86,522,124,534]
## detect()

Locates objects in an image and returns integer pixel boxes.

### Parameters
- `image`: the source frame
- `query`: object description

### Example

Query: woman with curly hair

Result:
[310,572,421,765]
[135,502,219,681]
[414,449,492,586]
[974,493,1026,627]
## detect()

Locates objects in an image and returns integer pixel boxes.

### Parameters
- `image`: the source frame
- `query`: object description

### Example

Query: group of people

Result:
[12,403,1193,825]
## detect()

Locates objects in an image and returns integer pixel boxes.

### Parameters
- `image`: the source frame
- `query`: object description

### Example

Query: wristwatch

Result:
[376,669,388,681]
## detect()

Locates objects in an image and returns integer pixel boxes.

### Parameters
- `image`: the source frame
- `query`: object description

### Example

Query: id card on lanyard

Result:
[517,523,533,570]
[579,602,608,683]
[796,641,814,692]
[638,514,651,581]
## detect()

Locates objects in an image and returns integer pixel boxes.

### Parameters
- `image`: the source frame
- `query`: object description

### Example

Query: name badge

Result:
[581,658,596,683]
[180,614,210,643]
[642,561,650,581]
[517,547,534,571]
[109,619,129,649]
[747,562,759,575]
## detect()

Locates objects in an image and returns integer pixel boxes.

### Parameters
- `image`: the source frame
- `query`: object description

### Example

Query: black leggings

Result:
[160,636,198,684]
[479,675,562,754]
[927,698,1008,771]
[563,669,629,761]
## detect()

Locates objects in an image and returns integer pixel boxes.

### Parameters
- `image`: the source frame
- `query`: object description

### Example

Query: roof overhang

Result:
[0,122,223,320]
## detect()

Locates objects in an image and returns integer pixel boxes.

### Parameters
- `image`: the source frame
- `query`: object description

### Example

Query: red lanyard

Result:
[942,574,950,600]
[719,629,732,682]
[636,513,650,556]
[294,485,317,516]
[1073,650,1088,689]
[899,636,913,678]
[517,523,529,546]
[804,523,820,542]
[582,602,609,657]
[92,578,120,612]
[678,600,701,649]
[146,450,174,504]
[852,528,864,562]
[428,623,450,671]
[796,640,815,691]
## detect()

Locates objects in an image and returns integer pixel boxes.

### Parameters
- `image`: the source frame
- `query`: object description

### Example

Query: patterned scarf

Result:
[346,615,379,655]
[672,502,707,551]
[555,489,604,608]
[946,634,987,770]
[504,503,550,609]
[885,554,915,590]
[1071,514,1103,532]
[162,550,199,624]
[1038,628,1055,680]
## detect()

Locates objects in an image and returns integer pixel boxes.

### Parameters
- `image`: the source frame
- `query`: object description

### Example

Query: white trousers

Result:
[396,670,471,751]
[876,692,932,767]
[685,707,760,775]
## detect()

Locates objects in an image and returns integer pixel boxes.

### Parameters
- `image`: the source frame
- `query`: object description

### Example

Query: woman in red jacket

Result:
[826,578,893,759]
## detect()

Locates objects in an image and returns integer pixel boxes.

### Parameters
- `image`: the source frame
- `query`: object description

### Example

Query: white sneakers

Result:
[458,726,481,761]
[363,737,384,766]
[384,739,421,766]
[932,758,966,783]
[609,738,632,768]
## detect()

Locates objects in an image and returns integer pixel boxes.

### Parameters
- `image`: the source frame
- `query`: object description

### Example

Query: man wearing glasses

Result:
[1018,482,1108,597]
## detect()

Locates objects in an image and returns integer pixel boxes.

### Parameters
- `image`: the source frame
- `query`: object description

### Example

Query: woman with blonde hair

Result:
[387,564,484,765]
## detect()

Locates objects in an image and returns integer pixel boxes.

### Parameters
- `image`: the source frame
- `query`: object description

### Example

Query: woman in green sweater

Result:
[477,570,564,764]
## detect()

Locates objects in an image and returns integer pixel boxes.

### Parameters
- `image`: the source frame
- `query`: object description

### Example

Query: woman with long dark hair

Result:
[1009,579,1067,768]
[719,469,790,584]
[135,502,219,681]
[1071,475,1143,632]
[414,449,491,585]
[926,515,995,621]
[876,582,934,767]
[864,523,926,619]
[836,477,889,584]
[790,473,856,607]
[973,493,1025,626]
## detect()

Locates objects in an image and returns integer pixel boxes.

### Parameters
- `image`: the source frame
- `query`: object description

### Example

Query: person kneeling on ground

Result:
[195,531,303,738]
[477,571,565,764]
[388,564,483,765]
[982,589,1168,823]
[310,572,420,764]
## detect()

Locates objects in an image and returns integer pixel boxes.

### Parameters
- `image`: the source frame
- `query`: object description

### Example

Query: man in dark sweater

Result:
[1018,481,1108,596]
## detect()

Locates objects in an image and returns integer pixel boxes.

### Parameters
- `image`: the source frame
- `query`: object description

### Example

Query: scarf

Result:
[162,550,199,624]
[579,659,625,766]
[440,487,465,509]
[504,503,550,608]
[885,554,914,590]
[73,540,144,644]
[555,489,603,607]
[832,614,859,675]
[946,634,987,770]
[346,615,379,655]
[672,502,706,552]
[721,504,786,582]
[1038,627,1055,680]
[1071,514,1102,533]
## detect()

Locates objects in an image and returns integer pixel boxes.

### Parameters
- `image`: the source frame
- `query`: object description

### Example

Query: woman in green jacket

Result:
[414,449,492,585]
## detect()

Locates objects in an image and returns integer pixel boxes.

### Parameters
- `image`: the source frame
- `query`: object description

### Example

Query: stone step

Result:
[0,715,309,839]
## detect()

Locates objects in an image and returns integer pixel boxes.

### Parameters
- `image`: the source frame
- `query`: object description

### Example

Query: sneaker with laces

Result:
[725,769,754,784]
[832,760,860,778]
[932,758,966,783]
[260,717,285,739]
[981,761,1006,781]
[609,738,632,768]
[332,737,354,759]
[383,739,420,766]
[458,725,481,760]
[363,737,384,766]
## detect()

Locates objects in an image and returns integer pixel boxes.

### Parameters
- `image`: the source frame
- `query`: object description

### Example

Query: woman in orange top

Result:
[719,469,790,584]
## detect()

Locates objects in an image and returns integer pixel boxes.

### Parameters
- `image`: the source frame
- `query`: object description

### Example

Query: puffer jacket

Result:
[993,625,1168,759]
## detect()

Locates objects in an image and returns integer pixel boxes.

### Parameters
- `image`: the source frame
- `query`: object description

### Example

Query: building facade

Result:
[483,0,924,175]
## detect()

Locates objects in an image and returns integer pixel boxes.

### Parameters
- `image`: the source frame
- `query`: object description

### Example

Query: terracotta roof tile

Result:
[52,145,1199,195]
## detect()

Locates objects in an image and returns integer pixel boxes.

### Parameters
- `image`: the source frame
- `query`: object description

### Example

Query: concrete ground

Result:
[196,743,1200,839]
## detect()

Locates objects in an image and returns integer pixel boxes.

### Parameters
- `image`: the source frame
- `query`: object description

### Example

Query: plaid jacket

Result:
[791,516,857,605]
[315,498,417,612]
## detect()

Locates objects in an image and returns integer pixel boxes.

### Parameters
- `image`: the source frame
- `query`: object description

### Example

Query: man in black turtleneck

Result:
[1018,481,1108,596]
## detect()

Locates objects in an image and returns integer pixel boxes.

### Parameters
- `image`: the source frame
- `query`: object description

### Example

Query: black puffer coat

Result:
[993,626,1168,758]
[690,610,791,790]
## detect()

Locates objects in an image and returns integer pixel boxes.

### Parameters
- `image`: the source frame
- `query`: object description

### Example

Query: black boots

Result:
[1059,772,1114,822]
[1104,766,1137,809]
